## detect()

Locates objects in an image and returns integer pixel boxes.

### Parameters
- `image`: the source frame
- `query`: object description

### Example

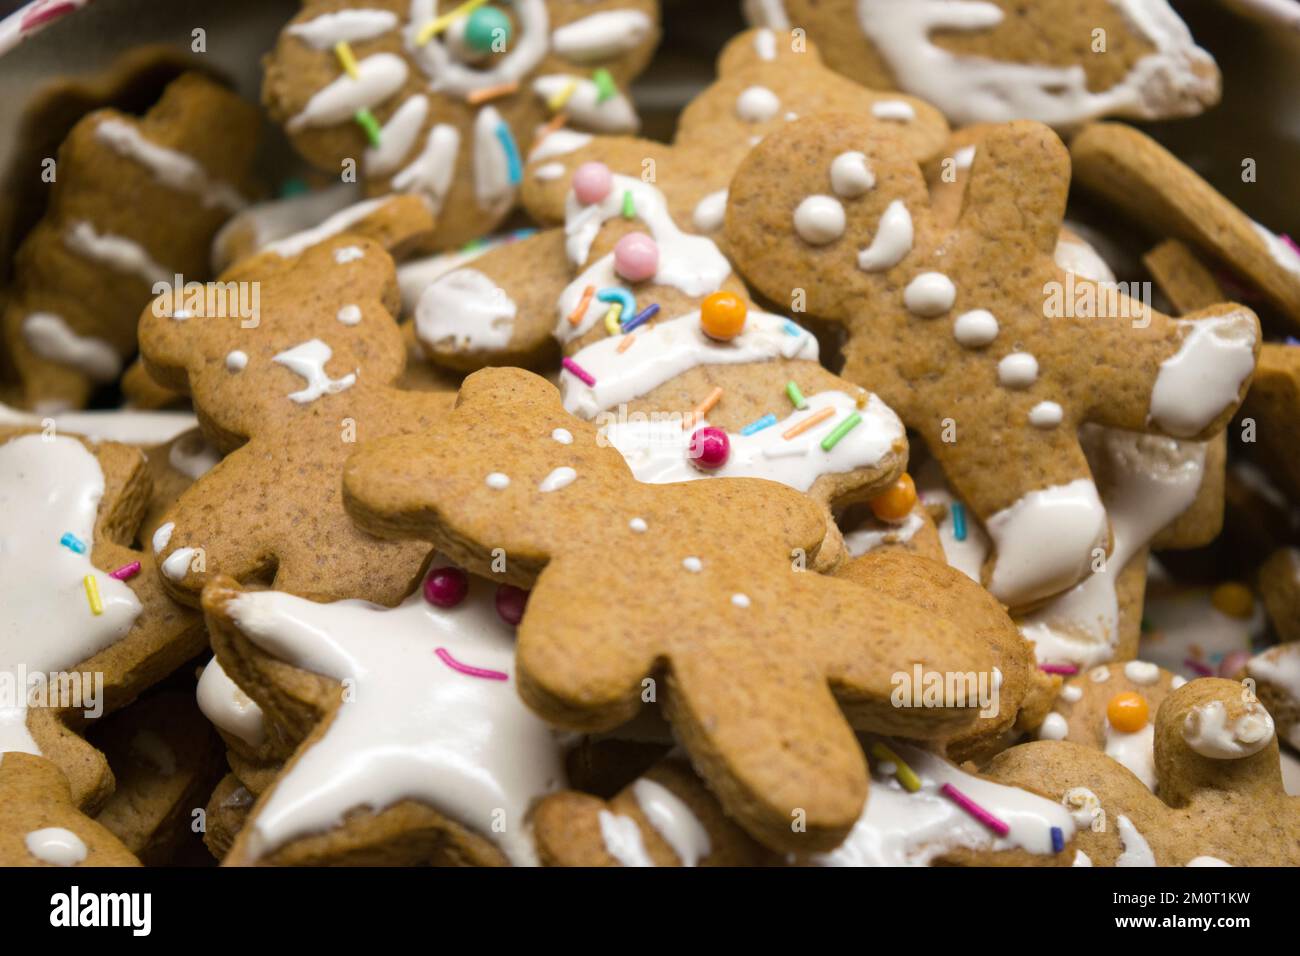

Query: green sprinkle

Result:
[621,189,635,219]
[278,177,309,198]
[820,412,862,451]
[784,380,807,410]
[591,67,617,103]
[354,108,382,147]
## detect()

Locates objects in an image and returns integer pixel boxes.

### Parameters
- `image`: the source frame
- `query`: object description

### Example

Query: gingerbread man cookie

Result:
[744,0,1219,129]
[725,114,1260,609]
[262,0,659,249]
[343,366,1012,851]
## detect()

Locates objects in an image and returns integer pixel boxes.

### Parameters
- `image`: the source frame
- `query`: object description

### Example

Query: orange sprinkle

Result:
[616,333,636,353]
[536,112,569,142]
[683,386,724,430]
[567,285,595,326]
[782,406,835,440]
[467,80,520,105]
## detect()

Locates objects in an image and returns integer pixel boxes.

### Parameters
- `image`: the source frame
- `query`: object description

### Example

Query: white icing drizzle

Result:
[997,352,1038,388]
[551,428,573,445]
[843,510,924,557]
[262,197,388,259]
[231,566,566,865]
[1116,814,1157,866]
[337,305,362,327]
[1055,235,1118,284]
[560,309,816,418]
[392,123,461,212]
[1251,221,1300,280]
[287,53,409,132]
[1187,855,1233,866]
[64,221,169,286]
[0,436,142,757]
[335,245,364,264]
[551,10,652,61]
[94,118,245,212]
[527,129,592,163]
[0,404,197,445]
[211,184,360,272]
[486,473,510,489]
[1182,700,1274,759]
[1105,722,1156,789]
[1061,684,1083,702]
[472,105,516,214]
[736,85,781,122]
[632,778,711,866]
[24,828,87,866]
[287,9,398,48]
[871,99,916,121]
[415,268,517,353]
[363,94,428,177]
[598,809,654,866]
[21,313,121,383]
[856,199,913,271]
[534,162,566,181]
[197,657,265,748]
[226,350,248,372]
[1027,401,1063,429]
[1074,849,1093,866]
[754,27,778,60]
[272,340,357,404]
[533,75,637,132]
[1124,660,1161,685]
[406,0,550,100]
[692,189,729,233]
[1247,644,1300,708]
[1148,311,1257,438]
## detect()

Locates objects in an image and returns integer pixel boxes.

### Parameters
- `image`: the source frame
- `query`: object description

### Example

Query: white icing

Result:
[1247,644,1300,705]
[1251,221,1300,280]
[94,118,245,212]
[915,465,990,583]
[793,195,846,245]
[855,200,913,272]
[682,557,703,573]
[0,436,142,757]
[954,145,977,169]
[692,189,728,233]
[272,340,357,404]
[754,27,778,60]
[952,309,999,347]
[629,517,647,533]
[1116,814,1156,866]
[560,309,816,418]
[1148,311,1257,438]
[406,0,550,100]
[1187,855,1233,866]
[415,268,517,353]
[196,656,265,747]
[211,184,359,272]
[527,129,592,163]
[24,828,87,866]
[1055,235,1118,284]
[903,272,955,316]
[486,473,510,489]
[1061,684,1083,702]
[392,123,461,214]
[226,350,248,372]
[598,810,653,866]
[1105,722,1156,789]
[1182,700,1274,759]
[21,313,121,383]
[533,75,638,132]
[335,246,364,264]
[1028,401,1063,428]
[262,197,389,259]
[152,523,173,554]
[64,221,170,286]
[1038,712,1068,740]
[1124,660,1161,685]
[731,593,751,608]
[551,10,653,61]
[551,428,573,445]
[472,106,517,214]
[844,510,924,556]
[1062,786,1104,830]
[632,778,711,866]
[736,85,781,122]
[997,352,1038,388]
[1091,666,1111,683]
[167,431,220,480]
[538,466,577,493]
[287,9,398,48]
[830,151,875,198]
[337,305,362,327]
[162,548,198,582]
[871,99,916,121]
[231,566,565,866]
[1074,849,1093,866]
[363,95,428,177]
[287,53,408,132]
[534,162,566,181]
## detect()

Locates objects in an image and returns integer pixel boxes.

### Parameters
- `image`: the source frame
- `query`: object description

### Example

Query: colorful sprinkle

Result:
[591,67,617,103]
[537,112,569,141]
[1050,826,1065,853]
[620,302,659,333]
[951,501,968,542]
[699,291,747,341]
[278,177,310,198]
[782,406,834,440]
[940,782,1010,836]
[566,285,595,326]
[416,0,489,45]
[562,356,596,387]
[621,189,635,219]
[741,413,778,436]
[109,561,141,581]
[604,303,623,335]
[573,161,613,204]
[494,121,522,185]
[870,742,921,792]
[784,381,808,410]
[616,333,637,353]
[782,320,802,337]
[333,41,360,79]
[547,78,579,113]
[596,286,636,318]
[59,532,86,554]
[820,412,862,452]
[613,232,659,282]
[684,387,724,430]
[1184,658,1214,677]
[83,575,103,616]
[869,474,916,522]
[354,108,382,147]
[1039,663,1078,675]
[435,647,508,681]
[467,79,519,105]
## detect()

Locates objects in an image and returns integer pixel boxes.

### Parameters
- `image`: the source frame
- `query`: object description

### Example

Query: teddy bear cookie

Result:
[986,677,1298,865]
[1,73,259,412]
[744,0,1219,129]
[342,366,1024,851]
[262,0,659,250]
[724,113,1260,611]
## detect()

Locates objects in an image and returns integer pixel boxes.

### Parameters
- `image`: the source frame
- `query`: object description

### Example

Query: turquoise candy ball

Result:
[464,6,511,52]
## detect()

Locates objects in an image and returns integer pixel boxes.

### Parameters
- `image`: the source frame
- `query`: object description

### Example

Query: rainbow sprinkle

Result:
[566,285,596,326]
[621,189,635,219]
[782,406,834,440]
[591,67,616,103]
[467,79,519,105]
[684,387,724,430]
[495,121,522,185]
[784,381,807,410]
[59,532,86,554]
[820,412,862,452]
[547,78,579,113]
[870,742,920,792]
[616,333,637,354]
[562,356,596,387]
[741,413,777,436]
[416,0,489,45]
[604,303,623,335]
[1184,658,1213,677]
[83,575,103,616]
[621,302,658,333]
[782,320,802,336]
[596,286,636,318]
[354,108,382,147]
[1050,826,1065,853]
[951,501,968,542]
[940,782,1009,836]
[435,646,507,681]
[1039,663,1078,675]
[109,562,141,581]
[333,41,359,79]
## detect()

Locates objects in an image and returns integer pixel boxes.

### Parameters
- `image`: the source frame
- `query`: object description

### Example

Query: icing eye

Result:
[1107,692,1149,733]
[869,474,917,523]
[699,291,747,341]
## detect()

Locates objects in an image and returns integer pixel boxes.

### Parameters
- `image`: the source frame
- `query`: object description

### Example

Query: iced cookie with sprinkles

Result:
[0,428,206,810]
[204,563,568,867]
[138,207,456,608]
[985,678,1299,865]
[344,367,1010,851]
[1,74,259,411]
[262,0,659,250]
[744,0,1219,129]
[725,114,1260,609]
[0,754,139,867]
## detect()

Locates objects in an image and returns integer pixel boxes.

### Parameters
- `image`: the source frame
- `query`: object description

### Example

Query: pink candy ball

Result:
[572,161,612,205]
[424,566,468,608]
[613,232,659,283]
[495,584,529,626]
[688,426,730,471]
[1217,650,1251,678]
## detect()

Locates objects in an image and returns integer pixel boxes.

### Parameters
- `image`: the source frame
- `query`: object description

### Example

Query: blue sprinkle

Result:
[741,413,778,436]
[495,121,522,186]
[59,532,86,554]
[621,302,659,333]
[597,286,637,318]
[951,502,968,542]
[782,320,802,337]
[1050,826,1064,853]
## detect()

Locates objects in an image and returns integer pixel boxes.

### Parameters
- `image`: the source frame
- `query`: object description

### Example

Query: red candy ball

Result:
[424,566,468,608]
[688,426,730,471]
[495,584,529,625]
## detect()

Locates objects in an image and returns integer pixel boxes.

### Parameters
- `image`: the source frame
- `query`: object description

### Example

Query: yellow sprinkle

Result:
[547,78,579,113]
[416,0,490,46]
[334,41,360,79]
[83,575,104,616]
[870,742,920,792]
[604,303,623,335]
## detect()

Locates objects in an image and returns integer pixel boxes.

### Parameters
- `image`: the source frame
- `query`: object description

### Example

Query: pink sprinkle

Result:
[940,782,1009,837]
[1282,234,1300,258]
[1039,663,1078,675]
[435,647,508,681]
[562,356,596,387]
[109,561,141,581]
[1184,658,1214,677]
[21,1,78,32]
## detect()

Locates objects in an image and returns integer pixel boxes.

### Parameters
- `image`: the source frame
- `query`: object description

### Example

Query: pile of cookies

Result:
[1,0,1297,868]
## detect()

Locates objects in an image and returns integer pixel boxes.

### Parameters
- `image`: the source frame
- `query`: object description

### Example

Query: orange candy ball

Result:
[1210,582,1253,619]
[700,291,747,341]
[869,474,917,523]
[1107,692,1149,733]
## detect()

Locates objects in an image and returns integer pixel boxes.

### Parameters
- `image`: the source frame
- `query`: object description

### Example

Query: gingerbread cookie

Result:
[744,0,1219,128]
[344,367,1014,851]
[1143,238,1226,315]
[1,74,259,411]
[262,0,659,249]
[986,678,1298,865]
[1259,547,1300,645]
[1246,641,1300,753]
[725,114,1260,609]
[1240,343,1300,502]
